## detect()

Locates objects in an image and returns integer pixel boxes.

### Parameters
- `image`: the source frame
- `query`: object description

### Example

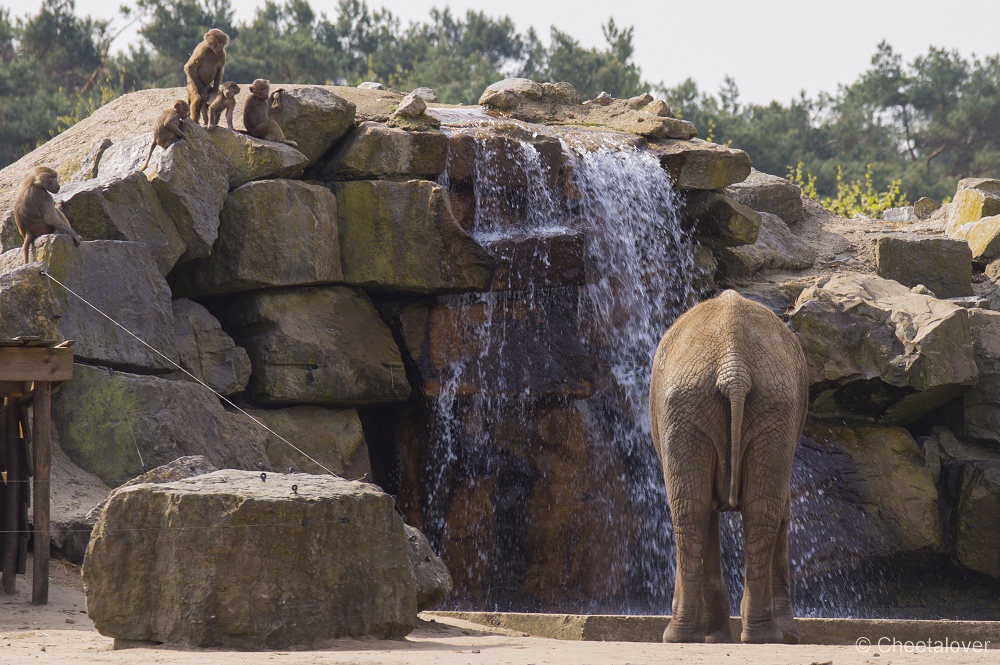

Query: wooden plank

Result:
[0,382,25,396]
[2,402,18,593]
[32,383,51,605]
[0,348,73,382]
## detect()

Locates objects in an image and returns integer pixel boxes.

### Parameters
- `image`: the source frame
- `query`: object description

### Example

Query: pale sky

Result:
[10,0,1000,105]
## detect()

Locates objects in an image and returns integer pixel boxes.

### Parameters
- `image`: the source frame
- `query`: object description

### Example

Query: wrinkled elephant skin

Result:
[649,290,808,644]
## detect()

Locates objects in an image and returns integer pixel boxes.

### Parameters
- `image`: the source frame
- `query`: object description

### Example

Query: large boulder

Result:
[97,122,230,263]
[790,274,978,424]
[169,180,342,298]
[269,86,356,164]
[682,191,762,248]
[0,237,179,372]
[946,188,1000,235]
[874,236,973,298]
[83,470,417,647]
[242,405,371,477]
[57,455,220,564]
[716,212,815,277]
[724,168,803,223]
[953,461,1000,581]
[950,215,1000,260]
[172,298,251,396]
[55,172,185,276]
[794,422,941,576]
[228,286,410,406]
[52,363,268,487]
[649,138,752,190]
[477,78,697,140]
[960,309,1000,444]
[317,122,448,180]
[405,524,453,611]
[958,178,1000,197]
[208,129,309,188]
[334,180,494,293]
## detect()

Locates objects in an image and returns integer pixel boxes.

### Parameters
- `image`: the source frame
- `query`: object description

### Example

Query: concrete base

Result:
[427,612,1000,645]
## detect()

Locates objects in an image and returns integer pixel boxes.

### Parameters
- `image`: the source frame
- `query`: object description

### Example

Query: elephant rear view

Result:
[649,289,808,645]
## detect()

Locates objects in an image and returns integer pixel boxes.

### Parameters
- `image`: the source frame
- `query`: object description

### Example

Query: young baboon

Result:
[243,79,298,146]
[184,28,228,125]
[140,100,190,171]
[13,166,83,264]
[207,81,240,130]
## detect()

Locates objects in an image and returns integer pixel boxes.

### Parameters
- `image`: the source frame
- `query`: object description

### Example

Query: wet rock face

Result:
[794,423,941,575]
[83,470,417,647]
[228,286,411,407]
[0,237,179,373]
[333,179,494,294]
[953,461,1000,581]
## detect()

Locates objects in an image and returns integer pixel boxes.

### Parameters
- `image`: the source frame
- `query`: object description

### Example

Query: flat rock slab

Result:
[169,179,342,298]
[428,612,1000,645]
[875,235,973,298]
[0,236,179,372]
[317,121,448,180]
[83,469,417,648]
[209,129,309,188]
[649,138,751,190]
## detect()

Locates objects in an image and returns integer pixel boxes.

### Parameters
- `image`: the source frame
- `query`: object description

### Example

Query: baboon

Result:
[243,79,298,146]
[207,81,240,130]
[140,100,190,171]
[13,166,83,264]
[184,28,228,125]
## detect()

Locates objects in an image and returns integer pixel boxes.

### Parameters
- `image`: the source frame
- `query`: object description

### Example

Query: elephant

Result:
[648,289,808,644]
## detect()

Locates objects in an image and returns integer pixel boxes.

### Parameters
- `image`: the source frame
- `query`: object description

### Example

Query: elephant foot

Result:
[705,627,736,643]
[740,620,784,644]
[663,621,706,643]
[777,618,800,645]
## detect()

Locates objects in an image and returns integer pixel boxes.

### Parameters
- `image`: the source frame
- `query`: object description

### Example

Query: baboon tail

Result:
[140,141,155,171]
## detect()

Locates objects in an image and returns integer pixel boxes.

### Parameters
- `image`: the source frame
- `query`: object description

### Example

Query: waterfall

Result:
[416,120,696,611]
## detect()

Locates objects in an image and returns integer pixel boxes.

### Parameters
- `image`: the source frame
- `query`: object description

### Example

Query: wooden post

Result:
[2,399,19,594]
[32,382,51,605]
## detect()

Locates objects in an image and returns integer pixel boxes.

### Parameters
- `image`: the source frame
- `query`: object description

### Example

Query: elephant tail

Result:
[717,359,752,509]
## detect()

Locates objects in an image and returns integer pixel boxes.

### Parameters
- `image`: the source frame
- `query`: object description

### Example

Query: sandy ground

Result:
[1,559,997,665]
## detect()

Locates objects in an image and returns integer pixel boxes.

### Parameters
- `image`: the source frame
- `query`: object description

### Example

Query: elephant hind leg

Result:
[661,428,715,643]
[702,509,734,643]
[739,496,785,644]
[771,515,799,644]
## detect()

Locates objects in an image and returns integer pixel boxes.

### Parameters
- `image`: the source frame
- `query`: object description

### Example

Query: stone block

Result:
[228,286,410,406]
[875,235,973,298]
[172,298,251,396]
[716,212,815,277]
[316,122,447,180]
[649,138,752,190]
[269,86,356,164]
[724,168,803,223]
[682,191,761,248]
[954,460,1000,581]
[208,129,309,188]
[169,180,342,298]
[83,470,416,647]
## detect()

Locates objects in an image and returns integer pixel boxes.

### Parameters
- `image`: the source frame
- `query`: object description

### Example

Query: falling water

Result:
[415,118,698,611]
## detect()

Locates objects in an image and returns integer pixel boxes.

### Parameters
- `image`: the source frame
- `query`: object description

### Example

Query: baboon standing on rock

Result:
[13,166,83,264]
[243,79,298,146]
[184,28,228,125]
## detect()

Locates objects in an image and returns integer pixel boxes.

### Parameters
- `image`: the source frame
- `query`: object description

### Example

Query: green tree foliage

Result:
[661,42,1000,203]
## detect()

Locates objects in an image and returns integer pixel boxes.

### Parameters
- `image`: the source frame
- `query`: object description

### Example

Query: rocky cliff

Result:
[1,78,998,618]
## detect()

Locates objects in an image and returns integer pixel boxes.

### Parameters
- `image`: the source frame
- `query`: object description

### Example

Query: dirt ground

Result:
[0,559,996,665]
